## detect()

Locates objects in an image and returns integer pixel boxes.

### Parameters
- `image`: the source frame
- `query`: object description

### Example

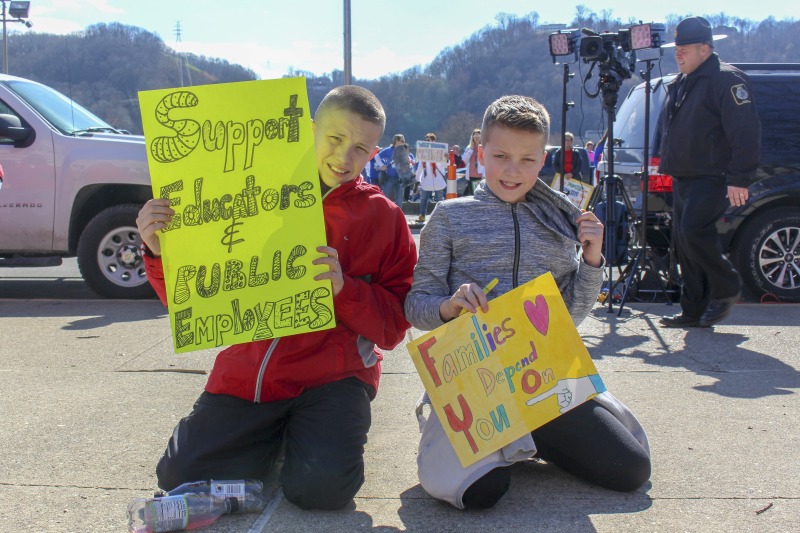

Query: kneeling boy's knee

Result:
[156,454,189,492]
[607,453,652,492]
[283,469,364,510]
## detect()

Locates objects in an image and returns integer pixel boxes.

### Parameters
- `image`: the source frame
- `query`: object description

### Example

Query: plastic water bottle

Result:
[154,479,266,513]
[127,493,238,533]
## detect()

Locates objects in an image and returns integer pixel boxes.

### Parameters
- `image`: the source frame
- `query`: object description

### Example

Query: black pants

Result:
[672,176,741,318]
[462,400,652,509]
[156,378,372,510]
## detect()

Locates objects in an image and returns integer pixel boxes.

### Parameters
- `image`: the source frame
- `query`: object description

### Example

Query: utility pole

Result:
[1,0,33,74]
[2,1,7,75]
[173,20,192,87]
[174,21,184,87]
[343,0,352,84]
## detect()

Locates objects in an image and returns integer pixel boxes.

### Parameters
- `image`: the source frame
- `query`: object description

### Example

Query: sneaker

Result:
[416,215,426,222]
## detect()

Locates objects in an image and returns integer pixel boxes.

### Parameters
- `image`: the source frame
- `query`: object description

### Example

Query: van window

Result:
[753,78,800,167]
[612,78,671,152]
[613,86,646,150]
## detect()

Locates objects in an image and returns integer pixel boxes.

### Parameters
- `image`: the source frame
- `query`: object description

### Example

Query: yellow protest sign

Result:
[138,78,334,353]
[407,272,605,467]
[551,174,594,210]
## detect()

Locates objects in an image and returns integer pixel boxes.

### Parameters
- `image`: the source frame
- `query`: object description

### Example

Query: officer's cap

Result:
[662,16,727,47]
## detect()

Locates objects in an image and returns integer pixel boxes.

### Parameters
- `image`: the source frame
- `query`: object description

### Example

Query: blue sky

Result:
[19,1,799,80]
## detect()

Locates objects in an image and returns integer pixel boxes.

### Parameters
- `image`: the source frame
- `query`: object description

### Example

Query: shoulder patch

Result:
[731,84,751,105]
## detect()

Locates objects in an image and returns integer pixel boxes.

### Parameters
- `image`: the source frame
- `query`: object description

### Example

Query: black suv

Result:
[598,63,800,302]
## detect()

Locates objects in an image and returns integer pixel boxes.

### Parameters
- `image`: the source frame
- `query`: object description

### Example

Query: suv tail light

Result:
[644,156,673,192]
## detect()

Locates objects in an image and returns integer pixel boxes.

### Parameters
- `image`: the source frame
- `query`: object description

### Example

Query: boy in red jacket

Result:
[136,86,417,510]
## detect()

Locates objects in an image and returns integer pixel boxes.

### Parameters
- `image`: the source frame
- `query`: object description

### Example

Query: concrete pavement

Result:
[0,278,798,531]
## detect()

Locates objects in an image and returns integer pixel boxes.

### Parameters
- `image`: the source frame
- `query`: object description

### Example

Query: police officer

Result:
[657,16,761,328]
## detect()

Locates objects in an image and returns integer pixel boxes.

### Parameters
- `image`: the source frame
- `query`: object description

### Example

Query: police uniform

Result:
[657,17,761,327]
[659,55,760,187]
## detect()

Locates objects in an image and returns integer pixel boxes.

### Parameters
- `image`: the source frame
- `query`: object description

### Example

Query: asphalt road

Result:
[0,257,99,300]
[1,237,797,532]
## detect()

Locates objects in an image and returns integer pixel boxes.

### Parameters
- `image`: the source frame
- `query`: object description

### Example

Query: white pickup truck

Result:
[0,74,153,298]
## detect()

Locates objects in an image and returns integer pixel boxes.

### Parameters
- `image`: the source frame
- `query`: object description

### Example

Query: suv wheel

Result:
[732,207,800,302]
[77,204,154,299]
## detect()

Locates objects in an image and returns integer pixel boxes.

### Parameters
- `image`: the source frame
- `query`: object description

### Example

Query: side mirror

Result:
[0,113,33,143]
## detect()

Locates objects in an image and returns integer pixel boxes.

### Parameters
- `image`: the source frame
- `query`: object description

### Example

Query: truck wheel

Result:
[732,207,800,302]
[77,204,154,299]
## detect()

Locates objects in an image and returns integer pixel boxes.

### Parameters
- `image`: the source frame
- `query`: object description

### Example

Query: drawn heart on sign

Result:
[523,295,549,336]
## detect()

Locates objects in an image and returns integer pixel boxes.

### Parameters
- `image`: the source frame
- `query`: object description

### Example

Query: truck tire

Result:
[77,204,155,299]
[732,207,800,303]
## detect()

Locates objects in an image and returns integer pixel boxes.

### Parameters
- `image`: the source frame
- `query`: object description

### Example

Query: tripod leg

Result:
[587,177,605,211]
[609,175,646,315]
[616,249,644,315]
[643,250,675,306]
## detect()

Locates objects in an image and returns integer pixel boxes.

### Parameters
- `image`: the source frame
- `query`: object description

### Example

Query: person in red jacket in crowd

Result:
[135,85,417,510]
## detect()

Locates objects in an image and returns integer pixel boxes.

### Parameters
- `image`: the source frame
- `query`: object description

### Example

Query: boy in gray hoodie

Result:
[405,95,651,509]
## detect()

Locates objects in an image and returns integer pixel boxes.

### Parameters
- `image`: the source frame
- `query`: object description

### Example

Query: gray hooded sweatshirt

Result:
[404,178,602,328]
[405,179,649,509]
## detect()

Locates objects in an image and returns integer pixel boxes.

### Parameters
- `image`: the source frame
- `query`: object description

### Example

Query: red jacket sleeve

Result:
[143,252,169,307]
[332,206,417,350]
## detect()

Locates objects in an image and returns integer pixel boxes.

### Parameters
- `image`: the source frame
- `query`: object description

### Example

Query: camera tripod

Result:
[588,65,630,313]
[587,170,639,306]
[613,59,674,315]
[586,56,676,314]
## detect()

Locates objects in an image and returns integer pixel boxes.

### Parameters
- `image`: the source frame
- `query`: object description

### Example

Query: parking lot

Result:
[1,258,798,532]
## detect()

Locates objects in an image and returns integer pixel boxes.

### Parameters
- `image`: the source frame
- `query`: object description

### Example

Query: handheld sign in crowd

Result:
[407,273,606,467]
[552,174,595,210]
[138,78,335,354]
[415,141,449,164]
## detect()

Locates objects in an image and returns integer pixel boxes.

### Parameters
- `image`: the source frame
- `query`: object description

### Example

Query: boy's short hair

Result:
[314,85,386,133]
[481,95,550,144]
[565,131,574,140]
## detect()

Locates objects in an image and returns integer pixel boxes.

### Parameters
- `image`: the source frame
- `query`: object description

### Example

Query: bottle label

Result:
[149,495,188,532]
[211,480,246,501]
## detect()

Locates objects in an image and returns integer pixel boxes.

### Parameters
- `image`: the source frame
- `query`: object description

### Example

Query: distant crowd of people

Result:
[363,130,471,220]
[363,126,609,225]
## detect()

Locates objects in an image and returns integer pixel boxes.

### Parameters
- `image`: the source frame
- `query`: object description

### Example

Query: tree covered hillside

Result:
[357,11,800,147]
[8,23,257,134]
[7,11,799,149]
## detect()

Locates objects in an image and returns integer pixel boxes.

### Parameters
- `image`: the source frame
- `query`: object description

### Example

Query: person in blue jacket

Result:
[378,134,407,207]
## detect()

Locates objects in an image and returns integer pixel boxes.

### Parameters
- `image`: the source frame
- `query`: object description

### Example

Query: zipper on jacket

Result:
[253,339,280,403]
[512,204,520,288]
[321,183,340,201]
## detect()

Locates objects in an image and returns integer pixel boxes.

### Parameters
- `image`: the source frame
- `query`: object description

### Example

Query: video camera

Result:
[549,23,665,108]
[579,28,635,81]
[549,23,666,76]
